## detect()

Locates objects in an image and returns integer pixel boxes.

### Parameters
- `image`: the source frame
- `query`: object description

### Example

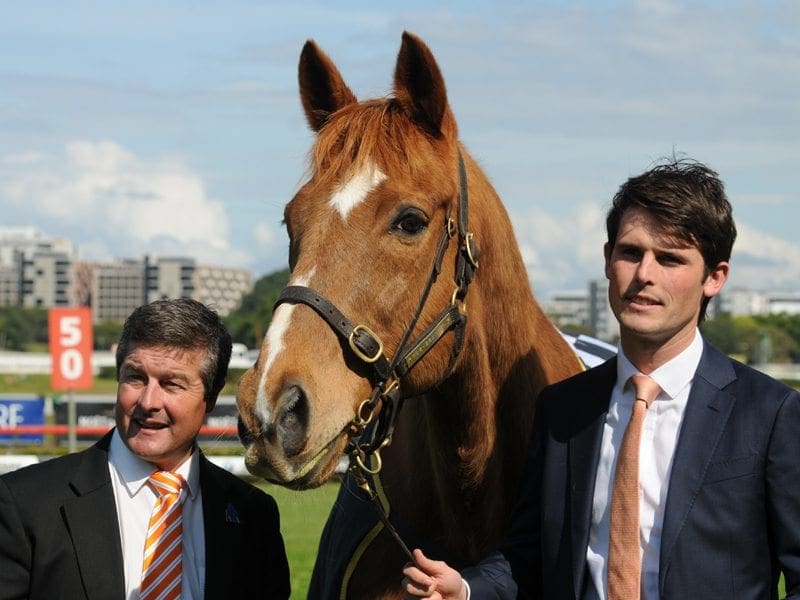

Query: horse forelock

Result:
[307,98,457,196]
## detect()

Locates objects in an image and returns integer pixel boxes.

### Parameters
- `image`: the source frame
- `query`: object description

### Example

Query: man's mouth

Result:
[627,293,660,306]
[134,418,169,430]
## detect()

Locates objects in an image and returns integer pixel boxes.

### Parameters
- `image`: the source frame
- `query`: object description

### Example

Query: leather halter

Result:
[274,150,478,464]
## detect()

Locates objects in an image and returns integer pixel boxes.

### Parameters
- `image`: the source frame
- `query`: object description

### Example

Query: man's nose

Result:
[137,382,164,410]
[635,252,656,282]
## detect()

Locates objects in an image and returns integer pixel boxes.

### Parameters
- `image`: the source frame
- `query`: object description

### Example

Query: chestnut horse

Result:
[236,32,584,599]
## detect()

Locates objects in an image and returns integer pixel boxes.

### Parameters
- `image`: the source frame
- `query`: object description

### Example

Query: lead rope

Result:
[349,451,416,563]
[345,150,477,566]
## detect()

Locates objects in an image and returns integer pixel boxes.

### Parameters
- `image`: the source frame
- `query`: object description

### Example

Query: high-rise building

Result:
[588,279,617,343]
[542,289,590,331]
[0,227,74,308]
[0,229,252,320]
[193,264,253,317]
[145,255,195,303]
[88,259,146,322]
[0,251,22,306]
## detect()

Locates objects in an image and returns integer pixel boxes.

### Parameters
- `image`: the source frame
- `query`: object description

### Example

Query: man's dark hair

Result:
[606,157,737,320]
[115,298,232,402]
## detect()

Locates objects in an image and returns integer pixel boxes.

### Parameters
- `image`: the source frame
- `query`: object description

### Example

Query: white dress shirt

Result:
[107,430,206,600]
[584,330,703,600]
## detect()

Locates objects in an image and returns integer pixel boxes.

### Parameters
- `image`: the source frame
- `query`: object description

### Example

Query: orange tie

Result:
[607,374,661,600]
[140,471,185,600]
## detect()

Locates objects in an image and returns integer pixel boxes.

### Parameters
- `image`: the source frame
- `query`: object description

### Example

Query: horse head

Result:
[237,30,582,502]
[237,32,485,489]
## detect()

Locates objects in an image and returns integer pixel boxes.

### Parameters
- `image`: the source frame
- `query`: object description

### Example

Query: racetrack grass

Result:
[257,479,341,599]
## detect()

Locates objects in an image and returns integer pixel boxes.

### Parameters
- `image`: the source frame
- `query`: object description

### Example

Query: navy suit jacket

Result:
[466,341,800,599]
[0,431,290,600]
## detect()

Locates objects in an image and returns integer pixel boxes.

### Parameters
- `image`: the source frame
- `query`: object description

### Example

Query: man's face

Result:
[605,206,728,358]
[115,344,211,471]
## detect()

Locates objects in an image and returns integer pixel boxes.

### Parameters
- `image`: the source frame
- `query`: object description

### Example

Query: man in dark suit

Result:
[402,158,800,599]
[0,298,291,600]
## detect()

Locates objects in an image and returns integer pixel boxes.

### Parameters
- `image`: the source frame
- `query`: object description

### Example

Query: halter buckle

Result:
[349,324,384,364]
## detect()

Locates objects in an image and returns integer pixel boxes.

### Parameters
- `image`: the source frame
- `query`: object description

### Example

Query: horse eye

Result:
[393,210,428,235]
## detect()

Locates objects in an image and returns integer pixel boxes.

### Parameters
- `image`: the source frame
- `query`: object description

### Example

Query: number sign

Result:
[49,307,94,390]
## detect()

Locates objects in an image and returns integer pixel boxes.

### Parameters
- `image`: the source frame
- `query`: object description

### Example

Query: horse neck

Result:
[381,319,545,562]
[381,236,570,562]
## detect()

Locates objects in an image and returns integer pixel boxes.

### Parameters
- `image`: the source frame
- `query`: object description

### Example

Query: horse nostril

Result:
[237,417,256,447]
[278,385,310,457]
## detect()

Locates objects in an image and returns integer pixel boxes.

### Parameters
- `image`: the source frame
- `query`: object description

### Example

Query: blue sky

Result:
[1,0,798,299]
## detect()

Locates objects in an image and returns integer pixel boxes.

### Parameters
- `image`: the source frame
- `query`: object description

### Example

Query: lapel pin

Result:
[225,503,241,524]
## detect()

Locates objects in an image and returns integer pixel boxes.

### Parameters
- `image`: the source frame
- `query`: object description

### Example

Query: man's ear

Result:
[703,261,730,299]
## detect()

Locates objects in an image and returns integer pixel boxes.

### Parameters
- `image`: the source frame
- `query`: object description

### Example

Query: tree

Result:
[94,319,124,351]
[224,268,290,348]
[0,307,48,350]
[702,312,800,364]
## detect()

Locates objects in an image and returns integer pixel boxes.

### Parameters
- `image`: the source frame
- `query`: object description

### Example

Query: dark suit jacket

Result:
[466,341,800,599]
[0,431,290,600]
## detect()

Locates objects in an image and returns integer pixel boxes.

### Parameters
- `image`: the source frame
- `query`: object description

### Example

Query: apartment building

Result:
[0,229,252,320]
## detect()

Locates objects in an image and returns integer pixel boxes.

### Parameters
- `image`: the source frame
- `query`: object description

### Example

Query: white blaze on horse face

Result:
[254,269,315,427]
[328,163,387,220]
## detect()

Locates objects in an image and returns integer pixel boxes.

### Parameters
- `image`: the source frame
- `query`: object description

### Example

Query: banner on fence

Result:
[0,396,45,445]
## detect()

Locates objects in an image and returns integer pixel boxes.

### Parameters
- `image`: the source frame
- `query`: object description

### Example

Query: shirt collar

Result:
[616,328,704,401]
[109,428,201,499]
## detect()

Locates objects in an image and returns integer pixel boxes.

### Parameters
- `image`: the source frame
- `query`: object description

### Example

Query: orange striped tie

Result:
[607,374,661,600]
[140,471,185,600]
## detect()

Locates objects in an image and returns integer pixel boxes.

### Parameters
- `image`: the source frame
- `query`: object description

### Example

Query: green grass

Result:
[257,480,341,599]
[0,372,241,396]
[0,372,119,395]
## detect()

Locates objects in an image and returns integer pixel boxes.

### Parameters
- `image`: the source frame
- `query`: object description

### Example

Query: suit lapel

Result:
[199,455,243,598]
[659,345,737,582]
[569,359,617,596]
[61,434,125,600]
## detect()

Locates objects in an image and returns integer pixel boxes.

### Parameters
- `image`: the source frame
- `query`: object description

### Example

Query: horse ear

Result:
[393,31,455,139]
[299,40,358,132]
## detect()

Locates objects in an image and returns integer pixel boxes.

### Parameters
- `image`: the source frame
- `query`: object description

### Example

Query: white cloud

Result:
[730,224,800,291]
[511,203,800,300]
[254,221,279,249]
[512,203,607,298]
[0,139,251,267]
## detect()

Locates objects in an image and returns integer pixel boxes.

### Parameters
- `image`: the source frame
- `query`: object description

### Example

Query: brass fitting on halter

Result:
[447,216,457,239]
[345,376,400,476]
[348,324,384,364]
[464,231,479,269]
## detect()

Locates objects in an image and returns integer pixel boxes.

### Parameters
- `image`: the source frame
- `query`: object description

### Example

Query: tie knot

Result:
[630,374,661,408]
[149,471,184,496]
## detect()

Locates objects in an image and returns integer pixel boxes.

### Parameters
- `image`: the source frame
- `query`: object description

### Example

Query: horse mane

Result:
[307,98,455,191]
